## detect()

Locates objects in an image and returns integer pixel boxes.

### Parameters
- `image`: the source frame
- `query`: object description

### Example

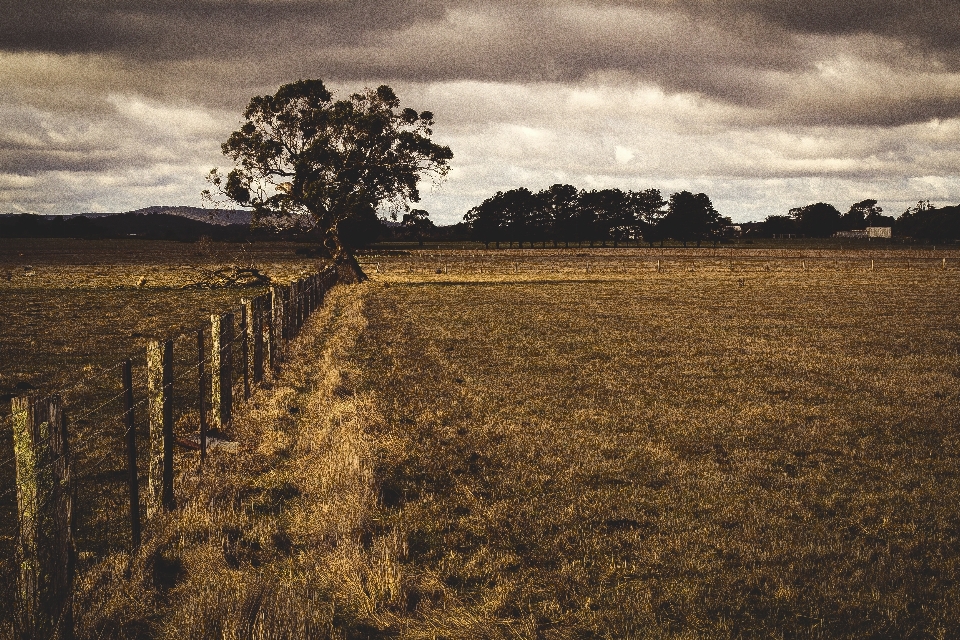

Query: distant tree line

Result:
[753,199,960,242]
[462,185,730,248]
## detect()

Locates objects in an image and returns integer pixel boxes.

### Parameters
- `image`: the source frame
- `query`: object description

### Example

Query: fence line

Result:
[2,265,338,638]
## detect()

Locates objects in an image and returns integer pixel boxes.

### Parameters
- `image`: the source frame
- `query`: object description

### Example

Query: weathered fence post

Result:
[252,295,264,385]
[197,328,207,463]
[240,301,251,401]
[123,360,141,548]
[211,312,234,432]
[270,285,283,369]
[287,280,300,340]
[12,393,73,640]
[279,285,289,343]
[294,278,303,332]
[266,288,277,373]
[147,339,174,515]
[307,276,314,315]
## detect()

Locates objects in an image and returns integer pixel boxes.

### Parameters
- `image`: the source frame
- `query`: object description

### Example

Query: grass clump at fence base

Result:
[347,265,960,637]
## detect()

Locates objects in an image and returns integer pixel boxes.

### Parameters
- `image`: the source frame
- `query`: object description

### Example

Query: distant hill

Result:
[0,206,465,244]
[0,211,257,241]
[71,205,253,226]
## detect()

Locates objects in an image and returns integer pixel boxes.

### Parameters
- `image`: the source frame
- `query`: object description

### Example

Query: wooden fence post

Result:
[211,312,234,432]
[287,280,296,338]
[147,339,174,515]
[294,279,303,333]
[197,329,207,463]
[281,286,291,344]
[123,361,141,549]
[266,288,277,372]
[252,295,264,385]
[300,277,307,327]
[12,394,73,640]
[270,286,283,369]
[306,276,312,316]
[240,301,251,401]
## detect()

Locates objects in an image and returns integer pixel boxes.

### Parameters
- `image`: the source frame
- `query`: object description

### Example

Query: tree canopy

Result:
[463,185,730,248]
[205,79,453,276]
[789,202,842,238]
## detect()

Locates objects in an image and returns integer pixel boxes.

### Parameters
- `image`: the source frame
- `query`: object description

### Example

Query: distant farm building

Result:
[834,226,892,239]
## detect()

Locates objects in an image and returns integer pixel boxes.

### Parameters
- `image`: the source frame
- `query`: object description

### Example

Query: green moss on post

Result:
[12,394,73,640]
[147,339,174,515]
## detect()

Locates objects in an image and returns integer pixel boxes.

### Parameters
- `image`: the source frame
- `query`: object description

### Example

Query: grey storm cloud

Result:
[4,0,960,125]
[4,0,960,220]
[3,0,960,127]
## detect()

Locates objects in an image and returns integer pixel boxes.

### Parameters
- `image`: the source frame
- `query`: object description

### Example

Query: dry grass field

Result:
[0,238,323,635]
[341,252,960,638]
[4,243,960,638]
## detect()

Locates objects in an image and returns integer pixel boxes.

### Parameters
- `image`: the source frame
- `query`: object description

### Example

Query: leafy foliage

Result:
[463,186,730,248]
[789,202,842,238]
[895,200,960,241]
[205,79,452,260]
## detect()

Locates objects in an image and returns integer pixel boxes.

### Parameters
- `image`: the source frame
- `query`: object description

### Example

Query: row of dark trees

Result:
[457,187,960,247]
[462,185,730,248]
[755,199,896,238]
[753,199,960,241]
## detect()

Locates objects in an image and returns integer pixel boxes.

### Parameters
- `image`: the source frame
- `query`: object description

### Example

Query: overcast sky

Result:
[4,0,960,223]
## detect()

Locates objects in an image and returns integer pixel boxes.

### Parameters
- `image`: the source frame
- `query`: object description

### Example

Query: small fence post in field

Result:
[871,259,875,271]
[656,259,661,273]
[147,339,174,515]
[197,329,207,463]
[12,393,73,640]
[123,360,141,548]
[943,258,947,270]
[252,295,264,385]
[211,312,234,433]
[240,300,251,401]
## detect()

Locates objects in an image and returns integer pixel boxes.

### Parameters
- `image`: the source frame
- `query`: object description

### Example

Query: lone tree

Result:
[205,79,453,280]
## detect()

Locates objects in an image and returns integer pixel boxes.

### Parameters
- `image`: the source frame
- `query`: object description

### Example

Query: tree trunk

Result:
[335,252,367,283]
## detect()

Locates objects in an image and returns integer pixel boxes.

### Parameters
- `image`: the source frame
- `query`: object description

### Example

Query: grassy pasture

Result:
[348,251,960,636]
[3,242,960,637]
[0,238,321,633]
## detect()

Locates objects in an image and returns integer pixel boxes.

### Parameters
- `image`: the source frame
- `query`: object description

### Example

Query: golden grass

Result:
[346,254,960,637]
[8,245,960,637]
[69,282,407,638]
